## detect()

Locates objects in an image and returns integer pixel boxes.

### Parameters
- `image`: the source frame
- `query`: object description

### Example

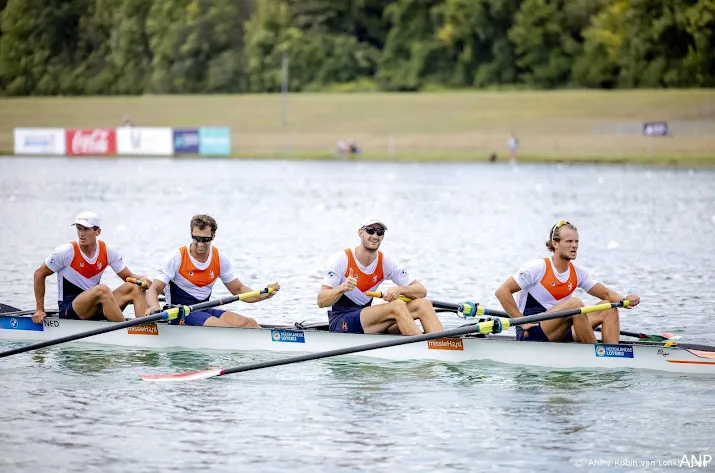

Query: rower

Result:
[144,214,280,327]
[494,221,640,344]
[32,211,151,323]
[317,217,443,335]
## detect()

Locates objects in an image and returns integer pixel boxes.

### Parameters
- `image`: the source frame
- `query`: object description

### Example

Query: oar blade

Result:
[140,368,224,382]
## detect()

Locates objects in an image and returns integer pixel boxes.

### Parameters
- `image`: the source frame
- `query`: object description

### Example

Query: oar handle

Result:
[126,277,147,288]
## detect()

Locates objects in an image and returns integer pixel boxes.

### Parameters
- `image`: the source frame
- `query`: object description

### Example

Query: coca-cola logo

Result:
[72,130,110,154]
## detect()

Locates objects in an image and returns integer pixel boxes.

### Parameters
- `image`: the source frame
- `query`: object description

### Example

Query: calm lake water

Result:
[1,157,714,472]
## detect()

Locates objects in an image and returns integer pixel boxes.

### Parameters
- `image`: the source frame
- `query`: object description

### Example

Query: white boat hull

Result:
[1,315,714,374]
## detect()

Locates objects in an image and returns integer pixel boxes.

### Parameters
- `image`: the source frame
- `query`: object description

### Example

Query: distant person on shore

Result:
[489,152,498,163]
[123,115,133,126]
[336,138,360,158]
[508,132,519,163]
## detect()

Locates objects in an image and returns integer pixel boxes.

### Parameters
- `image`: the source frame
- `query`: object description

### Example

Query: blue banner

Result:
[199,127,231,156]
[270,329,305,343]
[0,316,44,331]
[173,129,200,154]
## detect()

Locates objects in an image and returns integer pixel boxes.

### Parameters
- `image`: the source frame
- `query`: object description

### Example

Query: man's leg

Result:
[71,285,125,322]
[112,282,149,317]
[406,298,444,333]
[540,297,597,344]
[577,300,620,344]
[360,299,422,335]
[204,311,260,328]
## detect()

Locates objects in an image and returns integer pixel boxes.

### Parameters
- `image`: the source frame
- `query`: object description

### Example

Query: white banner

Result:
[116,127,173,156]
[13,128,66,155]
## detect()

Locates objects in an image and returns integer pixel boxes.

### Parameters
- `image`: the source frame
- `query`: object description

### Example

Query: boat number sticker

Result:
[127,323,159,336]
[594,344,634,358]
[271,329,305,343]
[0,316,44,332]
[427,338,464,351]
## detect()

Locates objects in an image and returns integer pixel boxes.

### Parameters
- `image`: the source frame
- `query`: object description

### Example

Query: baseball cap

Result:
[71,211,101,228]
[360,217,387,230]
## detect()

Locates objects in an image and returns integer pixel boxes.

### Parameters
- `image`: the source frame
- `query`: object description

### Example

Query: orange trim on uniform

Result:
[70,241,108,279]
[344,248,384,292]
[539,257,578,301]
[178,246,221,288]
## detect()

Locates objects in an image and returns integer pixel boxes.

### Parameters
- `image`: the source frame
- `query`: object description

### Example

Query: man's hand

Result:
[32,310,47,324]
[624,294,640,308]
[382,287,403,302]
[266,282,281,298]
[340,276,358,294]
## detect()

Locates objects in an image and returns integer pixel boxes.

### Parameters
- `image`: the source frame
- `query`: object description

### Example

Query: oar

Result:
[0,288,273,359]
[365,291,510,318]
[139,300,630,382]
[596,327,678,342]
[0,309,60,317]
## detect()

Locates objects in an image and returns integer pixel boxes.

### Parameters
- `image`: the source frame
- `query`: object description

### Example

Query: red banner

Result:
[66,128,117,156]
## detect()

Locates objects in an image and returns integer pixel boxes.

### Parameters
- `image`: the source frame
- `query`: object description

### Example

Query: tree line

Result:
[0,0,712,96]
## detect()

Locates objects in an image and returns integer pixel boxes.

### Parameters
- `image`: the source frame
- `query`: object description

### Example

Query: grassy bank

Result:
[1,90,714,164]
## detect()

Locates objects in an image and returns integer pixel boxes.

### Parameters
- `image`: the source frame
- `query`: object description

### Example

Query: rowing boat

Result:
[1,313,714,374]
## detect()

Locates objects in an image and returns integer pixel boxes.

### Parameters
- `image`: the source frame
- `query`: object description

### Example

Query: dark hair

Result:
[190,214,218,236]
[546,222,577,252]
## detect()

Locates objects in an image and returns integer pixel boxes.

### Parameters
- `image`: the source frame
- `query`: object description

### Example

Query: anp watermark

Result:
[572,455,712,469]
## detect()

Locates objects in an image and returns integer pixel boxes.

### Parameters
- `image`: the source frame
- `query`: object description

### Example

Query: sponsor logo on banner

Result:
[270,329,305,343]
[117,127,173,156]
[173,129,200,154]
[14,128,66,155]
[594,344,634,358]
[127,323,159,336]
[66,129,117,156]
[199,127,231,156]
[0,316,44,331]
[427,338,464,351]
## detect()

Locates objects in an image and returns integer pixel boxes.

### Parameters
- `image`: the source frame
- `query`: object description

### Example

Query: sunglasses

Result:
[363,227,385,236]
[192,235,214,243]
[550,221,571,241]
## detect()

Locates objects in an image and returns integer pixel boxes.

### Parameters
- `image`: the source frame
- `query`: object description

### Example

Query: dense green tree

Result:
[0,0,713,95]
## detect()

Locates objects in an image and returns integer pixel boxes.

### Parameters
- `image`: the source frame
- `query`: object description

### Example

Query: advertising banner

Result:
[199,127,231,156]
[117,127,173,156]
[66,129,117,156]
[13,128,66,155]
[173,129,200,154]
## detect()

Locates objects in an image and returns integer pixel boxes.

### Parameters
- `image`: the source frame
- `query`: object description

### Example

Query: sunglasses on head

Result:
[550,221,571,241]
[192,235,213,243]
[363,227,385,236]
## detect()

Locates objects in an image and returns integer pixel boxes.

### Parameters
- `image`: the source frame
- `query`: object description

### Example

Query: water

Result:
[1,157,714,472]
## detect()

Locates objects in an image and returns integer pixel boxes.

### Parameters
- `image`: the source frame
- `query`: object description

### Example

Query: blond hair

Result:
[546,222,577,252]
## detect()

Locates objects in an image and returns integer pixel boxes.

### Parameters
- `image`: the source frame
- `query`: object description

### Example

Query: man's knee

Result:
[410,298,433,312]
[565,298,584,309]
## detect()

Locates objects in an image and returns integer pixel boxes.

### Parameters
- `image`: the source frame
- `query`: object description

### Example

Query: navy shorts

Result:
[58,299,106,321]
[169,308,225,326]
[516,323,575,342]
[328,307,364,334]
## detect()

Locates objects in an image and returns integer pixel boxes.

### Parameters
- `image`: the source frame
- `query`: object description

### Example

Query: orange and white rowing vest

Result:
[521,257,578,316]
[167,246,223,305]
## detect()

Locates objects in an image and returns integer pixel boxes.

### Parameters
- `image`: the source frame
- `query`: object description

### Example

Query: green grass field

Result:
[1,90,714,164]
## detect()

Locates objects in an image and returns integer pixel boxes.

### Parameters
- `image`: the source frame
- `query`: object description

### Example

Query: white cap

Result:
[71,211,101,228]
[360,217,387,230]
